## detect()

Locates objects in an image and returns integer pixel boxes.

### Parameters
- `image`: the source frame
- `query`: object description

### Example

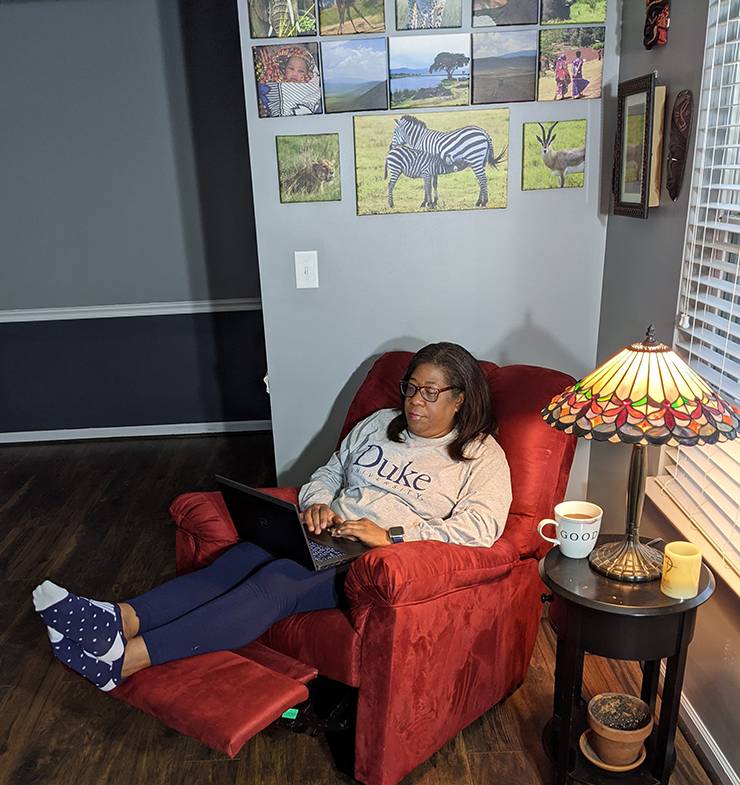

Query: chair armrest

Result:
[170,492,240,573]
[344,538,519,610]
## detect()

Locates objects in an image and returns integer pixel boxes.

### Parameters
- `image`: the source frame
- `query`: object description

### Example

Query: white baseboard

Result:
[659,663,740,785]
[0,298,261,323]
[679,691,740,785]
[0,420,272,444]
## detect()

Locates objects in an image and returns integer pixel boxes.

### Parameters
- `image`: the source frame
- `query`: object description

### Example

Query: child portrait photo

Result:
[538,27,605,101]
[541,0,606,25]
[522,119,587,190]
[276,134,341,203]
[472,0,539,28]
[389,34,470,109]
[248,0,317,38]
[318,0,385,34]
[354,109,509,215]
[321,38,388,113]
[396,0,463,31]
[253,44,323,118]
[472,30,538,104]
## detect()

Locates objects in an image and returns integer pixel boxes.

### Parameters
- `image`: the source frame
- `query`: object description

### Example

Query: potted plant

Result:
[587,693,653,767]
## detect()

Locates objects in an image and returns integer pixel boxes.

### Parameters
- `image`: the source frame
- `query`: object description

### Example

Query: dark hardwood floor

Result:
[0,435,713,785]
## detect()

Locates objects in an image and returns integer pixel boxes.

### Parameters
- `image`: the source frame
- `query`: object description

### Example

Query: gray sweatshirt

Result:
[298,408,512,548]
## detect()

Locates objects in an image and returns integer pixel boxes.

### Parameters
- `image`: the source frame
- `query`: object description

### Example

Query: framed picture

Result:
[522,119,587,190]
[247,0,317,38]
[354,109,509,215]
[319,0,385,35]
[541,0,606,25]
[537,27,605,101]
[473,0,539,28]
[253,44,323,118]
[276,134,341,203]
[613,73,660,218]
[389,34,470,109]
[396,0,463,30]
[321,38,388,113]
[472,30,538,104]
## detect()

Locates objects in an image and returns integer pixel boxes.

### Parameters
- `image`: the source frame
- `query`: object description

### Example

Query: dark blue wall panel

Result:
[0,311,271,432]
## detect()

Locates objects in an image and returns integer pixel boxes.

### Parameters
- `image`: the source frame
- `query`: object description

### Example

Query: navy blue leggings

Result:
[127,542,343,665]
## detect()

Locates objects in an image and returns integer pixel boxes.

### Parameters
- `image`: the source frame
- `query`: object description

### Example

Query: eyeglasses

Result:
[399,380,460,403]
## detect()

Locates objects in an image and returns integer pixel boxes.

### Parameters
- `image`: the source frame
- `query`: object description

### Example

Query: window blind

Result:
[658,0,740,576]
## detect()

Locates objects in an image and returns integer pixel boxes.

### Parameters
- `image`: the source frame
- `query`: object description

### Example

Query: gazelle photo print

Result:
[522,119,587,190]
[354,109,509,215]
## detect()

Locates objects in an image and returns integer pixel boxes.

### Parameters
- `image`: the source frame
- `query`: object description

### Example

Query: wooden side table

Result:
[539,535,715,785]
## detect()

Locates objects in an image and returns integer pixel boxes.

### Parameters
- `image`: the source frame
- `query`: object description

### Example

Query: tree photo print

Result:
[389,34,470,109]
[354,109,509,215]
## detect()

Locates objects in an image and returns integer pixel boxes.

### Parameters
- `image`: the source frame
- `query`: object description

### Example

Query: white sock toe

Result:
[97,631,124,664]
[33,580,69,611]
[47,626,64,643]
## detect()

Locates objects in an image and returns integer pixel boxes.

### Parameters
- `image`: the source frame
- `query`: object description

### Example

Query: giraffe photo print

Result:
[354,109,509,215]
[396,0,463,30]
[319,0,385,34]
[248,0,317,37]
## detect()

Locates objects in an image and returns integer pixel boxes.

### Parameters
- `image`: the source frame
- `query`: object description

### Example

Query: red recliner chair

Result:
[114,352,576,785]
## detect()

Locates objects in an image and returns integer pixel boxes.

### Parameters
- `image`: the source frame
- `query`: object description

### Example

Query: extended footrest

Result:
[112,648,318,757]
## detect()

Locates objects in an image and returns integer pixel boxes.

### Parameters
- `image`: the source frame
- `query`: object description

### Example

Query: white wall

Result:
[235,0,620,487]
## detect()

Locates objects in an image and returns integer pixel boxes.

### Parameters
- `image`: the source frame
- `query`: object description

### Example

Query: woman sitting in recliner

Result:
[32,342,511,692]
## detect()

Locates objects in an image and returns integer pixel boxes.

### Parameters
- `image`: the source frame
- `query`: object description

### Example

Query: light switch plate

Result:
[295,251,319,289]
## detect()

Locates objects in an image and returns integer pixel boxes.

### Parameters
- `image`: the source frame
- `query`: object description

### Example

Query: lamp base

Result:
[588,539,663,583]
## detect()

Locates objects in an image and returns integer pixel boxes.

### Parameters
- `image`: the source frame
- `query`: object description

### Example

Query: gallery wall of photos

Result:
[249,0,607,214]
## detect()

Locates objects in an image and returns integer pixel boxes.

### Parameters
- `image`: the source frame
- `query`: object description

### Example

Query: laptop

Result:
[215,475,370,571]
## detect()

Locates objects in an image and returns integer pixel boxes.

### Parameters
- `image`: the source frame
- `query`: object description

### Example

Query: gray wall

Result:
[588,0,710,529]
[235,0,621,488]
[0,0,270,433]
[589,1,740,780]
[0,0,260,309]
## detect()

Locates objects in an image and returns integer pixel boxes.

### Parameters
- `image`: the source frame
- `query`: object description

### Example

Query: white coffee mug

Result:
[538,501,603,559]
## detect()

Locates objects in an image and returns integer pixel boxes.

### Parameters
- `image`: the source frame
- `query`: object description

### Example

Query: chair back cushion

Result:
[339,351,576,559]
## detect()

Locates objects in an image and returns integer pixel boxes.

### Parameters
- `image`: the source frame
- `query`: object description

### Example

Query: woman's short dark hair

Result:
[387,342,496,461]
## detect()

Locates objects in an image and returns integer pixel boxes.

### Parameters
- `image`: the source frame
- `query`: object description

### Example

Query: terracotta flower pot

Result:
[587,693,653,767]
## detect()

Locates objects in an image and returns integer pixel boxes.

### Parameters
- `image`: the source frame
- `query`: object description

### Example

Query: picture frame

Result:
[612,72,660,218]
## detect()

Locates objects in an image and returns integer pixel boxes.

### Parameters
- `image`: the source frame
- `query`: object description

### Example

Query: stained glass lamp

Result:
[542,325,739,582]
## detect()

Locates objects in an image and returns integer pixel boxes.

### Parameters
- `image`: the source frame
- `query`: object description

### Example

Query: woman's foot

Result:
[32,580,126,663]
[46,627,123,692]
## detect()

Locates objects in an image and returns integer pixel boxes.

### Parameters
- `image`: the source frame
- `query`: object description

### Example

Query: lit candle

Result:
[660,541,702,600]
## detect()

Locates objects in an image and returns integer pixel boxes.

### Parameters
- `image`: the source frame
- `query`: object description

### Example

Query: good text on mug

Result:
[560,530,600,542]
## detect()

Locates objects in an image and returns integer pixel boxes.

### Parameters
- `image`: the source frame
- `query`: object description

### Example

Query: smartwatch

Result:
[388,526,405,544]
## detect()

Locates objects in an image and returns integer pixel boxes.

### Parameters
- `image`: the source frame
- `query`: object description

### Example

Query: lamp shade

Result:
[542,328,739,446]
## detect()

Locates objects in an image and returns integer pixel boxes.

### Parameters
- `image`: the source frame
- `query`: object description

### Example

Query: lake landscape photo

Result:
[321,38,388,112]
[472,29,538,104]
[389,34,470,109]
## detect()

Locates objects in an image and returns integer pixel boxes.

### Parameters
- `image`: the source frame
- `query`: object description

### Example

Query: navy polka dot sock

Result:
[47,626,123,691]
[33,580,126,664]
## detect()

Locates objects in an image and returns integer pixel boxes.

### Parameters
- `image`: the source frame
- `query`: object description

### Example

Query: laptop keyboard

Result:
[308,539,348,563]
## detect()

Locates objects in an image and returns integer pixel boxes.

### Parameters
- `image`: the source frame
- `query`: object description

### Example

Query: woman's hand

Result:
[301,503,342,534]
[332,518,391,548]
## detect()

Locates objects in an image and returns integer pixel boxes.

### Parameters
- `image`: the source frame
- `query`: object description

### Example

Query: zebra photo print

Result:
[354,110,508,215]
